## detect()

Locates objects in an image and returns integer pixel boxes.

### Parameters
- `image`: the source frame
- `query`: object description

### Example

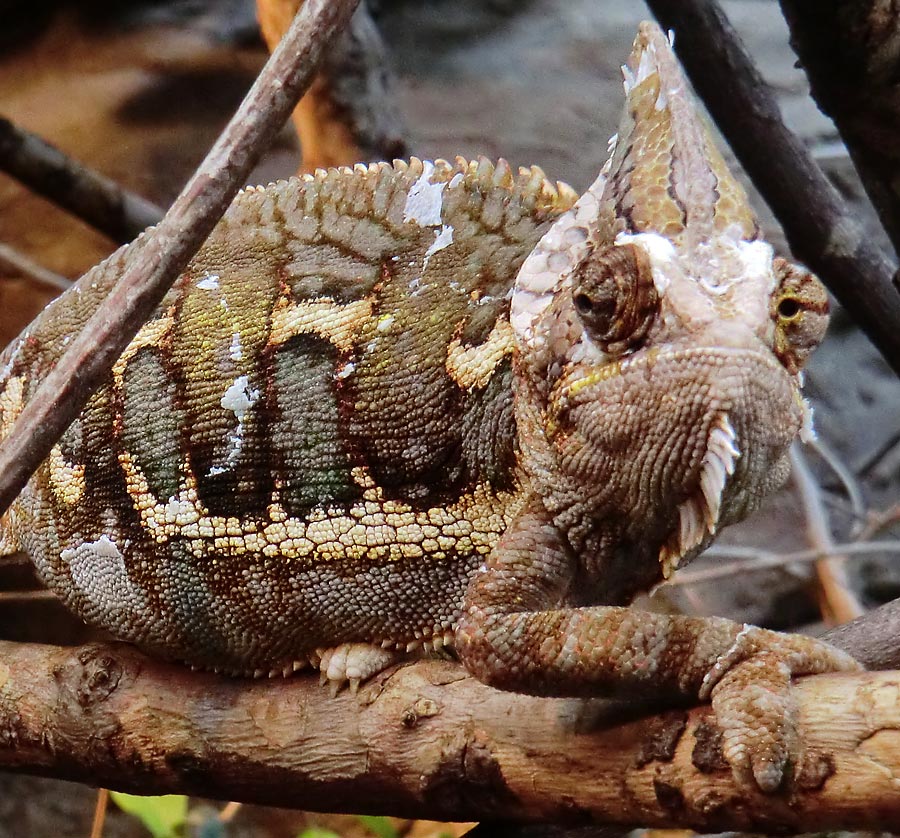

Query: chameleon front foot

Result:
[315,643,404,695]
[703,631,861,792]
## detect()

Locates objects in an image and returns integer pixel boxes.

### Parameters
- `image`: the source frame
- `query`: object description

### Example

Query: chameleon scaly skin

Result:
[0,22,858,792]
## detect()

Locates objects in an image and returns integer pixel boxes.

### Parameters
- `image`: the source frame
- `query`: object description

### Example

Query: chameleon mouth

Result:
[658,411,740,578]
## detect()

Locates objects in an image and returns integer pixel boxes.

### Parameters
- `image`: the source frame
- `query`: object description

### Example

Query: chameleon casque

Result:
[0,23,859,792]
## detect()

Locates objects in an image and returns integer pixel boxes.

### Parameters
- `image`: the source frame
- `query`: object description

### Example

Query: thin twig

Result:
[807,436,867,533]
[673,539,900,586]
[858,502,900,540]
[0,117,163,245]
[89,788,109,838]
[791,444,865,623]
[0,590,58,603]
[218,801,243,823]
[0,242,71,292]
[645,0,900,376]
[0,0,362,520]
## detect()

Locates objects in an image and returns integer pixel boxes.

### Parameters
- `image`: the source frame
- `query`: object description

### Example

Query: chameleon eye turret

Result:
[770,256,830,375]
[570,243,659,356]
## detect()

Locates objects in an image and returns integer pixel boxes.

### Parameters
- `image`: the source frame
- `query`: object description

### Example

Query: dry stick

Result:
[676,539,900,585]
[89,788,109,838]
[0,644,898,831]
[0,242,71,292]
[645,0,900,376]
[0,0,361,520]
[0,117,163,244]
[790,444,865,624]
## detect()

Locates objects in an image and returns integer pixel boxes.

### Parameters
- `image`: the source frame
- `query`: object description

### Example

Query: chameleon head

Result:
[511,21,829,577]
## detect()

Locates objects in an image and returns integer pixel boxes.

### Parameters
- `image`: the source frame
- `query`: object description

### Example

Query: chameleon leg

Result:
[455,497,861,792]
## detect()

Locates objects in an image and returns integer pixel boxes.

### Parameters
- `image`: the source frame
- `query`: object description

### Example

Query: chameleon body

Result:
[0,23,858,792]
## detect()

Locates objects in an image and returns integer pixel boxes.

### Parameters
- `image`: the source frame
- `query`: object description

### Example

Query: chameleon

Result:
[0,22,859,792]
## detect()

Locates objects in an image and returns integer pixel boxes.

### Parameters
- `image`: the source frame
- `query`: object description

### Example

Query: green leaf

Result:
[110,792,189,838]
[297,829,341,838]
[356,815,399,838]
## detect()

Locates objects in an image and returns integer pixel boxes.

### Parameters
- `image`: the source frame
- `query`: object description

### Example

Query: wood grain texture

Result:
[0,642,897,831]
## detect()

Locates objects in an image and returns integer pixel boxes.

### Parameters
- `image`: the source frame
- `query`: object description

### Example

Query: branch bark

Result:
[779,0,900,266]
[0,116,163,244]
[0,641,897,831]
[645,0,900,376]
[0,0,361,519]
[823,596,900,669]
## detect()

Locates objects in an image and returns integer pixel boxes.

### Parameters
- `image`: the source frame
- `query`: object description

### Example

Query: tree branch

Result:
[823,596,900,669]
[0,116,163,244]
[645,0,900,376]
[0,0,361,519]
[779,0,900,265]
[0,641,897,830]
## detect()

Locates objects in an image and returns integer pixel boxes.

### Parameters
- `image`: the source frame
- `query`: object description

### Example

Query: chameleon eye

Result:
[771,257,829,374]
[571,243,659,356]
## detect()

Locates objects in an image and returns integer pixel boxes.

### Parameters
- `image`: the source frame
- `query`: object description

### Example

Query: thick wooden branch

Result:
[645,0,900,376]
[823,596,900,670]
[0,0,361,519]
[0,640,897,831]
[779,0,900,264]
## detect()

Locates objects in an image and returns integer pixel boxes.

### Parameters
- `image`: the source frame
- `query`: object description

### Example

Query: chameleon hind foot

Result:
[316,642,404,695]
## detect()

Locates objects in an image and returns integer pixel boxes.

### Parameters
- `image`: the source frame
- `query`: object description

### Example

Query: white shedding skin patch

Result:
[197,273,220,291]
[229,333,242,362]
[221,375,258,420]
[734,239,777,292]
[335,361,355,381]
[622,38,659,94]
[213,375,260,473]
[615,231,676,295]
[0,337,24,384]
[403,161,445,227]
[799,397,817,443]
[62,536,147,612]
[423,224,454,268]
[511,168,606,345]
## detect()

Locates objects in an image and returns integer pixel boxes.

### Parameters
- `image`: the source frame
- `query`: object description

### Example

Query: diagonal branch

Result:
[0,641,897,830]
[778,0,900,264]
[0,116,163,244]
[645,0,900,376]
[0,0,361,519]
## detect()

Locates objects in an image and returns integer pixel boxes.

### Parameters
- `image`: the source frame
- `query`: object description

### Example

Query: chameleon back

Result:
[0,158,574,673]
